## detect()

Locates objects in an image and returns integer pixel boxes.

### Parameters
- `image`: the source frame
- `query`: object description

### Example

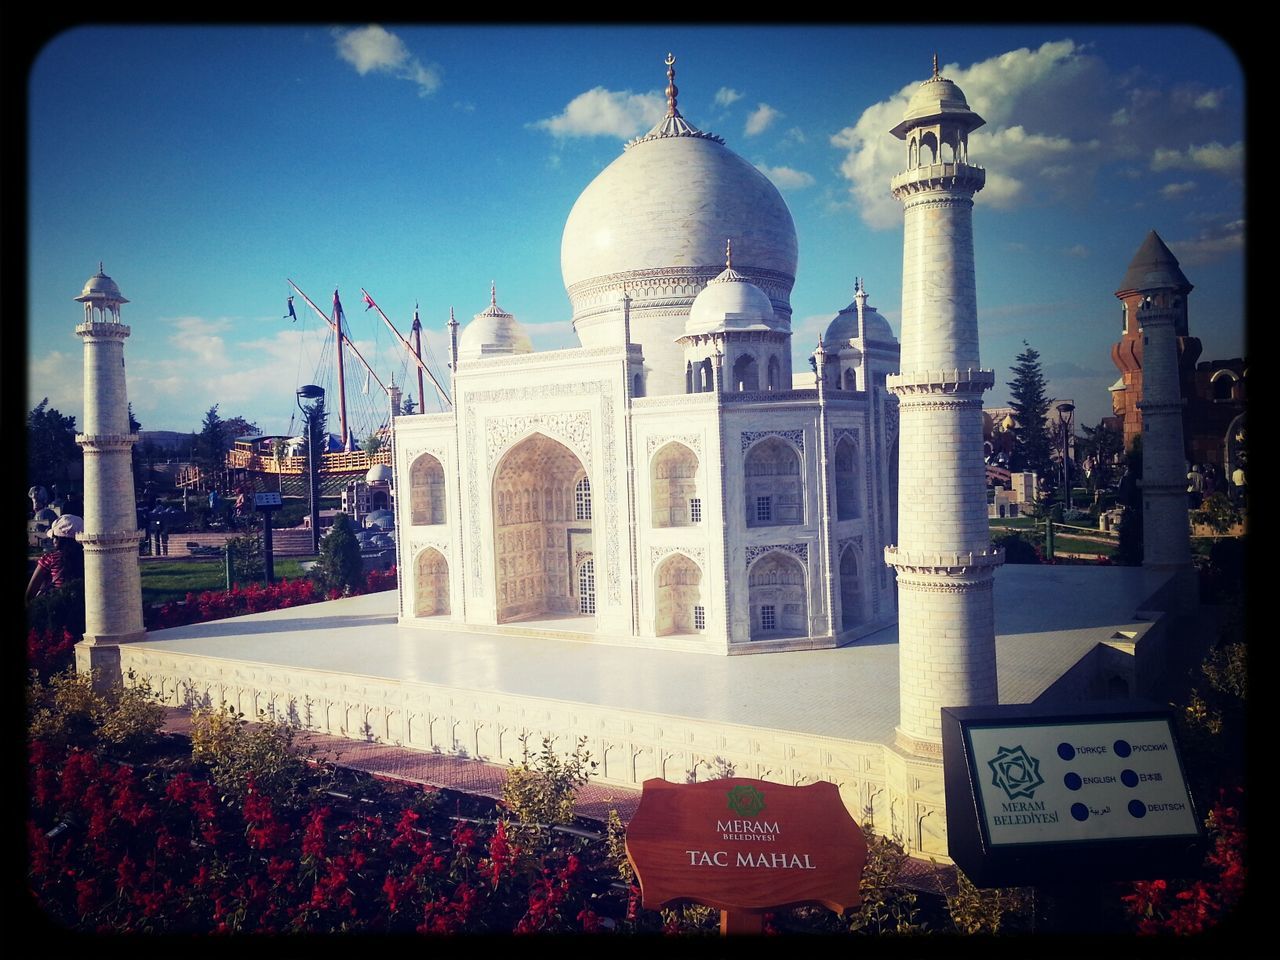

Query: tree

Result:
[400,396,417,416]
[1006,344,1055,489]
[195,405,229,482]
[1077,419,1123,501]
[222,415,261,441]
[27,399,81,489]
[314,512,362,593]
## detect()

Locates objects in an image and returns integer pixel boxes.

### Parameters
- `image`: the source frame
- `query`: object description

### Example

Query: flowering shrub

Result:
[27,730,617,933]
[144,577,323,630]
[1122,790,1246,934]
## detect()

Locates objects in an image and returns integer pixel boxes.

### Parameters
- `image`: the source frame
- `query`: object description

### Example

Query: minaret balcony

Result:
[884,545,1004,573]
[891,162,985,196]
[886,368,994,396]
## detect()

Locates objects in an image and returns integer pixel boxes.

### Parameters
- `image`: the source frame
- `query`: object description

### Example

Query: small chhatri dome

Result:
[75,262,129,304]
[684,239,777,335]
[366,464,393,485]
[890,58,985,139]
[823,278,896,345]
[457,283,534,362]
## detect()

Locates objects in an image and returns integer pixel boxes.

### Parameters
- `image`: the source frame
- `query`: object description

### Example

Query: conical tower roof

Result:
[1117,231,1192,295]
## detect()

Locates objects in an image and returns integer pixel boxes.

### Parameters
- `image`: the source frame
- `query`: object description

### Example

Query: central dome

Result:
[558,57,799,396]
[561,134,798,294]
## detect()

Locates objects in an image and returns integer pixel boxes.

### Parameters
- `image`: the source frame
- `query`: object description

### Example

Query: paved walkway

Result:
[161,706,642,823]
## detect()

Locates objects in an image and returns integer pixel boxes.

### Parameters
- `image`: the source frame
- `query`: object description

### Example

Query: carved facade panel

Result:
[744,542,808,566]
[740,429,804,453]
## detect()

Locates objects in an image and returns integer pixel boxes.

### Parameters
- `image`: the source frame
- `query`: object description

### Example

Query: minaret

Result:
[885,62,1002,756]
[1110,232,1201,452]
[1133,272,1196,599]
[74,265,146,684]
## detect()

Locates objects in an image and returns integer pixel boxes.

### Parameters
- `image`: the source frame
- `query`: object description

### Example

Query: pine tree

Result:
[196,405,228,481]
[1006,344,1055,490]
[315,512,363,593]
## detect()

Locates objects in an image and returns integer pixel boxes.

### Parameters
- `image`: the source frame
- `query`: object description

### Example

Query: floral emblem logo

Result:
[987,745,1044,800]
[726,784,766,817]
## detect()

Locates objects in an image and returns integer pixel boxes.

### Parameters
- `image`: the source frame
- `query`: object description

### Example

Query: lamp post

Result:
[297,384,325,555]
[1056,402,1075,512]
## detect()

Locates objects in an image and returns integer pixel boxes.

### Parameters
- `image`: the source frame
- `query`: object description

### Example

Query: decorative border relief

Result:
[649,545,706,569]
[745,543,808,566]
[740,429,804,454]
[646,434,703,459]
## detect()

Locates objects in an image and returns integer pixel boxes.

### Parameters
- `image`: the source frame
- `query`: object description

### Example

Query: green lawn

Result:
[140,557,314,606]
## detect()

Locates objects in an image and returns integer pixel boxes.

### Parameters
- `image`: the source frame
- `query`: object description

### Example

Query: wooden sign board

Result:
[625,777,867,915]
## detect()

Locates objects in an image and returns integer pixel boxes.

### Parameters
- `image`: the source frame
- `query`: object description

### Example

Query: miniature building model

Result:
[392,57,902,653]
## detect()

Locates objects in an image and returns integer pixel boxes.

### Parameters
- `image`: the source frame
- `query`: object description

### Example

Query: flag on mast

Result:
[362,291,375,312]
[285,296,297,321]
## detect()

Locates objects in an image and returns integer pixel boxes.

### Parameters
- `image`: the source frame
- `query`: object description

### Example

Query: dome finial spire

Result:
[99,260,104,274]
[725,238,733,270]
[665,52,680,118]
[932,52,939,78]
[490,281,497,307]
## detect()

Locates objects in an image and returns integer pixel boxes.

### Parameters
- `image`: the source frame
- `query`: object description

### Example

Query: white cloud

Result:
[453,100,476,112]
[1194,90,1224,110]
[715,86,743,107]
[27,351,84,425]
[1064,243,1089,258]
[1160,180,1197,199]
[783,126,806,145]
[333,25,441,96]
[745,103,781,137]
[534,87,664,139]
[755,163,815,190]
[1151,141,1243,177]
[829,38,1240,229]
[1168,219,1245,267]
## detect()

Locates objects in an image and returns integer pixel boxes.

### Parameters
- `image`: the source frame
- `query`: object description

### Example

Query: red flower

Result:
[302,805,331,861]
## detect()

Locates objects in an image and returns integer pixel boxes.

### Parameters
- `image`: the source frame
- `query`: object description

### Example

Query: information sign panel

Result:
[943,702,1204,887]
[626,777,867,915]
[254,492,283,510]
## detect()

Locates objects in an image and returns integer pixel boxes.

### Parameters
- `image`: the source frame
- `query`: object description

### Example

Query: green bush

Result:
[313,512,362,593]
[945,870,1033,934]
[993,530,1041,565]
[28,667,166,757]
[226,533,264,583]
[501,734,597,828]
[846,826,927,933]
[189,702,310,798]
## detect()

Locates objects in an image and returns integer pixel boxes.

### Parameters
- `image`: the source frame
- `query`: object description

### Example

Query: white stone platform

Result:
[117,564,1174,858]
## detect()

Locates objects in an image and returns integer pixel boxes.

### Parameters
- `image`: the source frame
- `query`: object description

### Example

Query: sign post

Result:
[626,778,867,934]
[254,491,283,585]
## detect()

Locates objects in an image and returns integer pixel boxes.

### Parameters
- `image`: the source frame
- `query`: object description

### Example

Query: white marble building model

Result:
[886,60,1001,756]
[392,56,901,653]
[73,265,146,682]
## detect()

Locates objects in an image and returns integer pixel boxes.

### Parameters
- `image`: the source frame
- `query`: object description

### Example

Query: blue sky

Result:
[27,24,1245,438]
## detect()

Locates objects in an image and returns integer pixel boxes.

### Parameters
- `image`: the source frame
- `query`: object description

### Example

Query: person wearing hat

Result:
[26,514,85,603]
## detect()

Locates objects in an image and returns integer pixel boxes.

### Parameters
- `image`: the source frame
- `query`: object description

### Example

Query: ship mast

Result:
[333,289,351,451]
